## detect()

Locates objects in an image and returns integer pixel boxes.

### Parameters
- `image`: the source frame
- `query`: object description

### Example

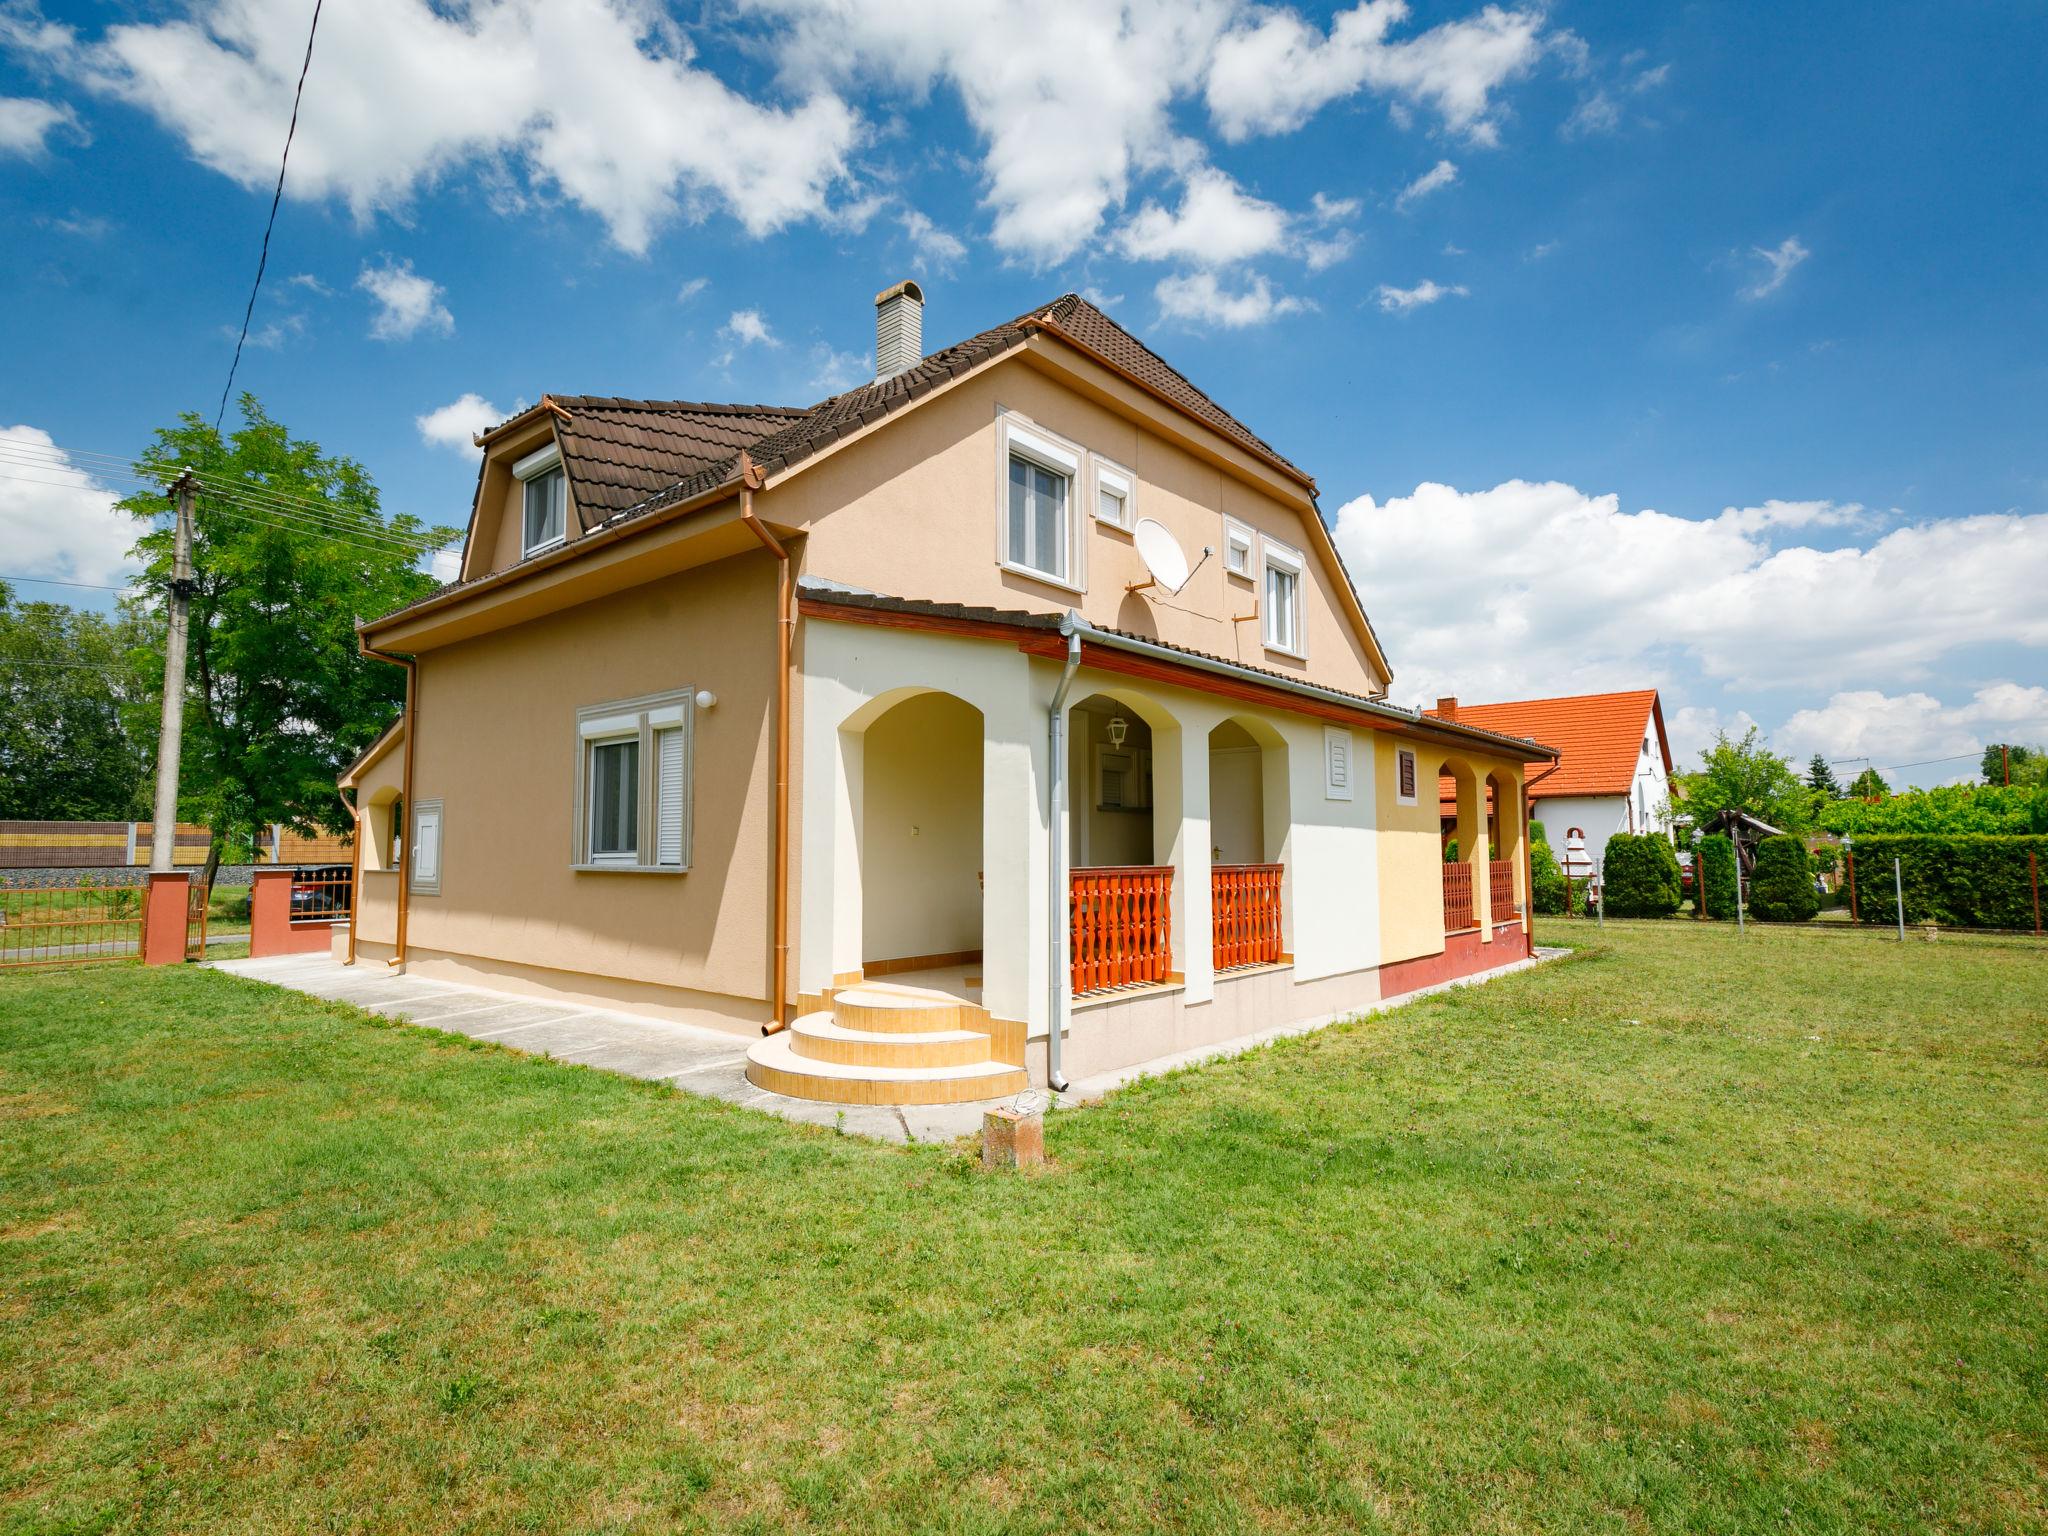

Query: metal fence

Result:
[0,884,144,969]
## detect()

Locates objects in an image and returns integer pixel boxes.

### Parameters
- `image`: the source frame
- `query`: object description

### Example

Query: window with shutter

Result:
[574,689,694,871]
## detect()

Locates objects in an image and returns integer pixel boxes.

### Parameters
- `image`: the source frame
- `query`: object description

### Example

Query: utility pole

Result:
[2003,745,2010,786]
[149,471,198,873]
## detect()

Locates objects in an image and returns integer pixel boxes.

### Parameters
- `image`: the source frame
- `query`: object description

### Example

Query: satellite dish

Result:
[1130,517,1192,595]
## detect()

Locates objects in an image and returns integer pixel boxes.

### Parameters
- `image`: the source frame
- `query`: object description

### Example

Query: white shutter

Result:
[655,727,687,866]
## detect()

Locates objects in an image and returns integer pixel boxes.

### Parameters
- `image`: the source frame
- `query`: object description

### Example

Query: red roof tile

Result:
[1428,690,1667,799]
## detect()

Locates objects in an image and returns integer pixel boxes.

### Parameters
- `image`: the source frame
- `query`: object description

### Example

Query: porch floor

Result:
[207,953,1012,1144]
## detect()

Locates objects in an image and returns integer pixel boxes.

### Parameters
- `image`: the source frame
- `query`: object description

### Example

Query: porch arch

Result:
[1208,714,1291,969]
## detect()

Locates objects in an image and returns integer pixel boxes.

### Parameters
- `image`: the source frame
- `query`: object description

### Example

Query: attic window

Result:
[1223,518,1255,580]
[514,441,567,557]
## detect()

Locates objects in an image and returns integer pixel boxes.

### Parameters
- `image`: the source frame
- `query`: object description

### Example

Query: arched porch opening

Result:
[1209,715,1290,970]
[1066,689,1181,994]
[1435,757,1483,935]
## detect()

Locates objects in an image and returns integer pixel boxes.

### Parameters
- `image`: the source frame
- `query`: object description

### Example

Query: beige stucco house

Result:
[341,284,1556,1104]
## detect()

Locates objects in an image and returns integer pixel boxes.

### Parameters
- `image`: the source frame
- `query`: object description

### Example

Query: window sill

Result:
[1225,568,1255,585]
[523,535,567,559]
[1263,644,1308,663]
[571,863,689,875]
[998,559,1084,596]
[1093,517,1134,536]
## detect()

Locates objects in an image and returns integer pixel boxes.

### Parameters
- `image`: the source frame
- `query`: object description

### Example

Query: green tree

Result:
[1748,835,1819,921]
[1697,833,1739,919]
[1981,743,2036,785]
[1817,782,2038,836]
[1529,823,1566,914]
[1806,753,1842,798]
[118,397,458,885]
[0,584,154,819]
[1677,728,1811,833]
[1846,767,1889,800]
[1601,832,1682,918]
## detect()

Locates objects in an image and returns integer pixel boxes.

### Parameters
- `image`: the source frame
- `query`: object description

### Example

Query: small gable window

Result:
[1094,458,1134,530]
[1223,517,1255,580]
[513,440,567,558]
[1262,537,1304,656]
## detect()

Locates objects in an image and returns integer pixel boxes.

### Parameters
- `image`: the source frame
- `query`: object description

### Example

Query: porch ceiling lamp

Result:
[1107,715,1129,749]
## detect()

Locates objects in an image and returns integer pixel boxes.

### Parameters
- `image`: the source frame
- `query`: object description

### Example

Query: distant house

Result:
[1431,690,1674,876]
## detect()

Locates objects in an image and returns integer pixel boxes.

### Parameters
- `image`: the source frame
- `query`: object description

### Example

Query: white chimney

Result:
[874,279,925,382]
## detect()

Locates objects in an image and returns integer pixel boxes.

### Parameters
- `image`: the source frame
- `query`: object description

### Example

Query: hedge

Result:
[1698,833,1739,919]
[1846,835,2048,929]
[1748,835,1819,922]
[1602,832,1682,918]
[1531,833,1567,915]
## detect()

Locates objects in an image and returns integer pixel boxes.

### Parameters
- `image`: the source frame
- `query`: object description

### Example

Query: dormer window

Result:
[514,441,567,557]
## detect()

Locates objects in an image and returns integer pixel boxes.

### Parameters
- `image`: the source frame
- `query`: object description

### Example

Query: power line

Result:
[216,0,324,431]
[0,574,138,592]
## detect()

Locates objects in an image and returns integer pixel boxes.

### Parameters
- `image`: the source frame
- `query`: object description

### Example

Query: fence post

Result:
[1846,848,1858,923]
[141,871,191,965]
[2030,850,2041,936]
[1893,857,1906,942]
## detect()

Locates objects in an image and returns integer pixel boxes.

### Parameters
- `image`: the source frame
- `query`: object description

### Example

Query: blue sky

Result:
[3,0,2044,786]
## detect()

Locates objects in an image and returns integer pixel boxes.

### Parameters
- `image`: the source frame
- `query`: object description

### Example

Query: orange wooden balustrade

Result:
[1489,859,1516,921]
[1442,861,1475,932]
[1070,865,1174,995]
[1213,863,1284,971]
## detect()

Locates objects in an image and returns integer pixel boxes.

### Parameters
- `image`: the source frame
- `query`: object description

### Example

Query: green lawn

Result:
[3,924,2044,1534]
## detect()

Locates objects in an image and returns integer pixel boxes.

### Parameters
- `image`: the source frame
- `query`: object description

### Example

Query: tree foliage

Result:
[1980,743,2041,786]
[1529,823,1567,914]
[1602,832,1682,918]
[1806,753,1841,798]
[0,584,154,819]
[117,398,458,872]
[1747,835,1819,922]
[1816,782,2043,836]
[1677,728,1811,833]
[1846,767,1889,800]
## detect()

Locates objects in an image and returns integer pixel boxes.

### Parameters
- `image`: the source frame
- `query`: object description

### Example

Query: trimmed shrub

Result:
[1847,835,2048,929]
[1748,835,1820,922]
[1602,832,1682,918]
[1531,835,1567,915]
[1698,834,1739,920]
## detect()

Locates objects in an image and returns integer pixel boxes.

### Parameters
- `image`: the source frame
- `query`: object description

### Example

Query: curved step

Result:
[830,984,974,1034]
[789,1012,992,1069]
[745,1033,1028,1106]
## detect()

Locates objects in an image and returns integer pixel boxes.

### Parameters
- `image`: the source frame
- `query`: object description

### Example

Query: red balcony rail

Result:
[1442,861,1475,932]
[1213,863,1284,971]
[1071,865,1173,995]
[1489,859,1516,921]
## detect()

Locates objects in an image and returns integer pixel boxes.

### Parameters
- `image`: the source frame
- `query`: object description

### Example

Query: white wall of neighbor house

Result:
[1534,794,1631,876]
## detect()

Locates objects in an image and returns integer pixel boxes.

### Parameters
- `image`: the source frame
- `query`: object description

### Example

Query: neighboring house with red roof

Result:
[1431,690,1675,876]
[339,282,1558,1109]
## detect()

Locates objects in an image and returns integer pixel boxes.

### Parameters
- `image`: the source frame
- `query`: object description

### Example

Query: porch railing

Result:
[1442,862,1475,933]
[1071,865,1173,995]
[1489,860,1516,921]
[1213,863,1284,971]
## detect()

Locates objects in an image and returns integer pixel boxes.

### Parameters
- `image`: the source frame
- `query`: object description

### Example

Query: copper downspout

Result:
[359,639,418,969]
[339,785,362,964]
[736,453,793,1035]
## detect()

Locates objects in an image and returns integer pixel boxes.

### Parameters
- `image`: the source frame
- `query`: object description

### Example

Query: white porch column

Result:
[980,671,1047,1036]
[1162,711,1214,1005]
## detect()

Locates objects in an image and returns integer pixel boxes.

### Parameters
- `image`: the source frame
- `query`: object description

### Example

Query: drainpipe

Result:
[359,639,417,968]
[1045,619,1083,1092]
[737,453,794,1035]
[339,785,362,965]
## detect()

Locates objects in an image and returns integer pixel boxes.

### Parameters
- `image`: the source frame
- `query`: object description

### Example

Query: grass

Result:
[2,924,2044,1534]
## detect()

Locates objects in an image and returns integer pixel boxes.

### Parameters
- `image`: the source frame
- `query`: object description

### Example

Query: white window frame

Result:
[410,798,443,896]
[1222,517,1256,582]
[1261,536,1306,657]
[1395,748,1419,807]
[514,441,567,558]
[995,412,1084,592]
[1323,726,1354,802]
[573,689,694,873]
[1092,456,1134,531]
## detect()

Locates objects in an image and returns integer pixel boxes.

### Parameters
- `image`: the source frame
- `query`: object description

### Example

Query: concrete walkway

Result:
[208,953,1003,1144]
[209,946,1569,1146]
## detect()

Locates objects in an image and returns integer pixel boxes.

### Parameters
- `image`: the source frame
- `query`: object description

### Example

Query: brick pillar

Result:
[248,868,294,959]
[141,871,191,965]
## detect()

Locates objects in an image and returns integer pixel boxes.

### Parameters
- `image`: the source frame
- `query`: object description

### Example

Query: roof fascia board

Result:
[338,717,405,787]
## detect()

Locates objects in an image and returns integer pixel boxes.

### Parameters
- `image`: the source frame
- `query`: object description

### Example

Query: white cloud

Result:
[0,95,83,156]
[287,272,332,295]
[0,426,139,588]
[1155,271,1307,328]
[1375,278,1468,312]
[1081,286,1126,309]
[1206,1,1546,147]
[1310,190,1361,223]
[428,547,463,583]
[1562,89,1620,138]
[675,276,709,304]
[1330,480,2048,708]
[357,258,453,341]
[1394,157,1457,209]
[415,393,507,451]
[53,0,858,255]
[899,207,967,271]
[723,308,777,348]
[806,342,871,394]
[1116,166,1291,266]
[1742,236,1810,300]
[1775,685,2048,784]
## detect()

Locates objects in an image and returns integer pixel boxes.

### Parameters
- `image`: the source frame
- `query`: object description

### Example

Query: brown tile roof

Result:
[1428,690,1665,799]
[370,294,1317,629]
